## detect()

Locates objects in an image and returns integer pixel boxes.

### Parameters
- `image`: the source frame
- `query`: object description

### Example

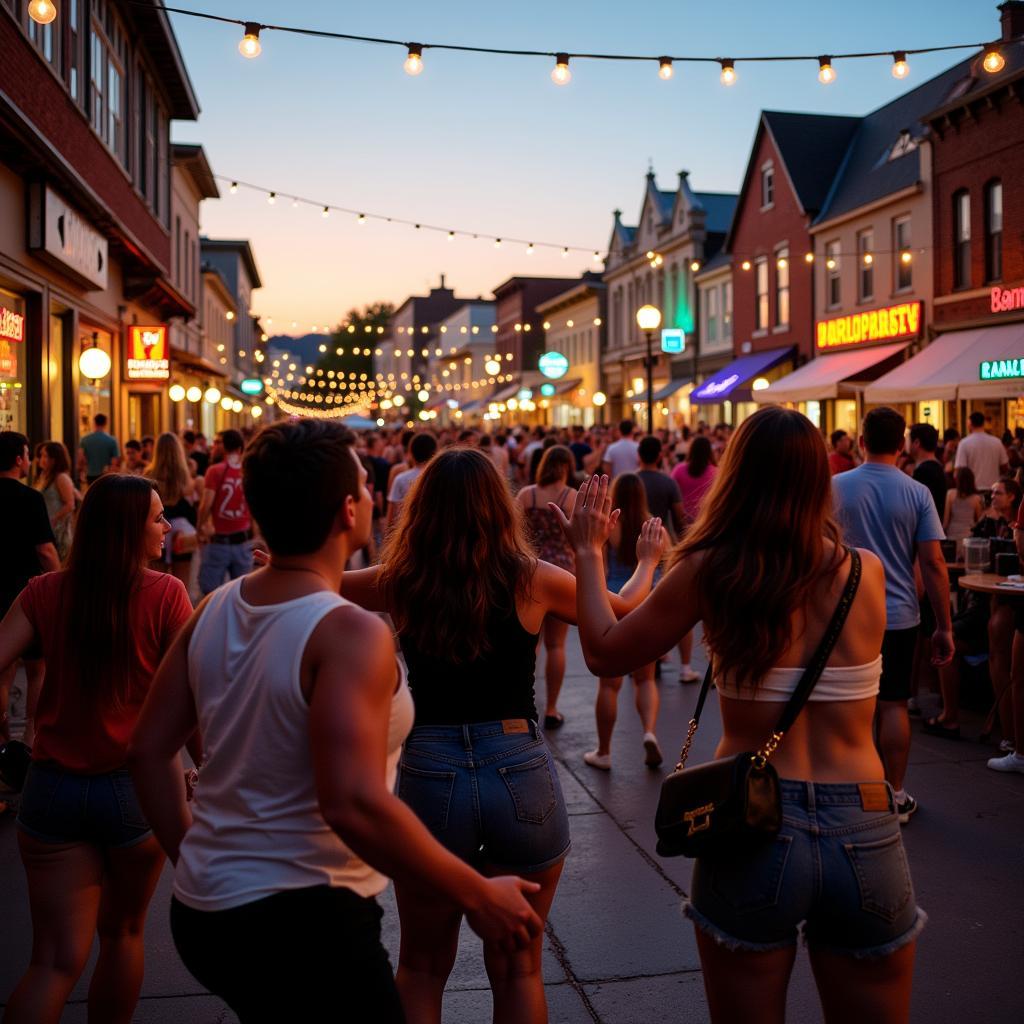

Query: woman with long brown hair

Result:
[516,444,577,730]
[0,475,193,1023]
[34,441,76,562]
[145,433,201,590]
[583,472,665,771]
[559,407,925,1024]
[340,447,665,1024]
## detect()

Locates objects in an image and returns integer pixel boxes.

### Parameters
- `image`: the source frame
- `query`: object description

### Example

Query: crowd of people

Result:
[0,402,1021,1022]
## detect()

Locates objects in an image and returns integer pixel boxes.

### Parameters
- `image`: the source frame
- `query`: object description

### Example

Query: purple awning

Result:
[690,347,794,404]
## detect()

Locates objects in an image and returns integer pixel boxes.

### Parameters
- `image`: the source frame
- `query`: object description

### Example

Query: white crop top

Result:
[715,654,882,703]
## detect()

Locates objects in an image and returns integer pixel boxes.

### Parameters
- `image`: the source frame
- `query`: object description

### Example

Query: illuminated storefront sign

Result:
[991,285,1024,314]
[240,378,264,395]
[980,358,1024,381]
[816,301,922,350]
[661,328,686,354]
[0,302,25,377]
[126,325,170,380]
[538,351,569,379]
[693,373,740,399]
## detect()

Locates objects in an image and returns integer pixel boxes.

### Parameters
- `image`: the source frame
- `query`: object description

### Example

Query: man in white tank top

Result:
[129,420,542,1021]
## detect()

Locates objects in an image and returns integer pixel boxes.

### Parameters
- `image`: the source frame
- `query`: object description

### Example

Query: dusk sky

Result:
[168,1,998,334]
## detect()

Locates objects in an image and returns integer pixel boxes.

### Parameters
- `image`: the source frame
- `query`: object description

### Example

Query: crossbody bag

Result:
[654,548,862,859]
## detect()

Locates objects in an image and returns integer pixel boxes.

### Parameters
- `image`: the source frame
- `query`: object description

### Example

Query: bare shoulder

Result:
[853,547,883,577]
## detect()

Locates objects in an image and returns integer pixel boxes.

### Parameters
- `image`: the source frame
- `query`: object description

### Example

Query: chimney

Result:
[439,273,446,289]
[1001,1,1024,41]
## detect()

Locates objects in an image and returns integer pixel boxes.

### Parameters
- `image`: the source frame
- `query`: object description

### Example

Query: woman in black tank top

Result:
[340,447,666,1024]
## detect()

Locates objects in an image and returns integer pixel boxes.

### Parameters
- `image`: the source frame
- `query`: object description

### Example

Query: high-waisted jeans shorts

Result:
[686,779,927,958]
[16,761,152,848]
[398,719,571,874]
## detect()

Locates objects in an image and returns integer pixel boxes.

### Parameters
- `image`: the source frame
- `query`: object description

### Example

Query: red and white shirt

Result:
[204,458,250,535]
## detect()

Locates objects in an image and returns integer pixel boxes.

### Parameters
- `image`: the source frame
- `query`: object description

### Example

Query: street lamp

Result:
[635,305,662,434]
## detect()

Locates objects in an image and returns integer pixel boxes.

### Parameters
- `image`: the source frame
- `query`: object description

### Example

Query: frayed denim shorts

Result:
[686,779,927,958]
[398,720,571,875]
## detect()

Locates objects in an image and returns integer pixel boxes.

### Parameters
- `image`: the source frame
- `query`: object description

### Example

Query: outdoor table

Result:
[958,574,1024,596]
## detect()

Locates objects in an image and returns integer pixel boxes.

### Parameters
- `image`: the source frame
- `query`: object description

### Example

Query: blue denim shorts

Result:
[16,761,152,848]
[398,720,570,874]
[686,779,927,958]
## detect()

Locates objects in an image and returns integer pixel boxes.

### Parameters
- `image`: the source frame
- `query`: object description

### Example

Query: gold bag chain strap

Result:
[672,548,863,774]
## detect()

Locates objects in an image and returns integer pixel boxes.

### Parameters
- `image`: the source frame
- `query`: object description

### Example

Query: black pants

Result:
[170,886,404,1022]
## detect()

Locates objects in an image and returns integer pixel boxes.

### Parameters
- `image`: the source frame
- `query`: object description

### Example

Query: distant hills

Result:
[265,333,330,363]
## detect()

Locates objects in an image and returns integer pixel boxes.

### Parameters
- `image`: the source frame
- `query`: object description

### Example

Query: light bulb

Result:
[169,384,186,403]
[562,247,569,258]
[804,251,815,264]
[322,207,330,218]
[494,238,502,249]
[777,257,788,269]
[239,23,262,59]
[900,251,913,265]
[690,260,700,272]
[983,47,1005,74]
[526,243,535,256]
[229,181,238,194]
[741,260,752,271]
[447,231,455,242]
[186,386,203,404]
[826,258,837,270]
[551,54,571,86]
[592,251,602,263]
[818,57,836,85]
[720,60,736,86]
[417,389,429,402]
[267,192,276,205]
[404,44,424,76]
[892,52,909,79]
[863,253,873,266]
[204,387,222,405]
[28,0,57,25]
[658,57,673,81]
[357,213,366,224]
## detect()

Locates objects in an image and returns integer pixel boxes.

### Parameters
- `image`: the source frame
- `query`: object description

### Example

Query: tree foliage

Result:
[316,301,394,378]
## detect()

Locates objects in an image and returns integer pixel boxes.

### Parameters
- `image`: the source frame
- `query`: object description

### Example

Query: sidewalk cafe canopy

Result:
[690,347,793,405]
[753,343,908,405]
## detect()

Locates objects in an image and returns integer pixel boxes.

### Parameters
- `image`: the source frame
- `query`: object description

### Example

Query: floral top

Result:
[524,487,574,572]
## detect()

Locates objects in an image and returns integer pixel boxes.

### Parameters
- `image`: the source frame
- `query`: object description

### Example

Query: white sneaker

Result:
[999,739,1015,753]
[583,750,611,771]
[987,752,1024,773]
[679,665,701,683]
[643,732,663,767]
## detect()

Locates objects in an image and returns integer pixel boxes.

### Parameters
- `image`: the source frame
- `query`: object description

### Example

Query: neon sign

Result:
[694,373,740,398]
[0,305,25,345]
[992,285,1024,314]
[538,351,569,380]
[980,359,1024,381]
[816,301,921,350]
[126,325,170,380]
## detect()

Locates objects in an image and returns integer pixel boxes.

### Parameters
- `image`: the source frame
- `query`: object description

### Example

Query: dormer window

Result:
[761,162,775,210]
[888,130,919,162]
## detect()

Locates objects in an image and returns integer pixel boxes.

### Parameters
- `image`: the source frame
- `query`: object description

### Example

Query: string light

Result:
[526,243,535,255]
[239,23,262,58]
[551,53,571,85]
[900,250,913,265]
[658,57,673,80]
[322,206,330,218]
[27,0,57,25]
[267,191,276,205]
[862,252,874,265]
[690,260,701,272]
[404,43,424,75]
[719,59,737,86]
[357,213,366,224]
[818,56,836,84]
[229,181,238,193]
[804,251,814,263]
[892,51,909,79]
[983,46,1005,73]
[741,259,752,271]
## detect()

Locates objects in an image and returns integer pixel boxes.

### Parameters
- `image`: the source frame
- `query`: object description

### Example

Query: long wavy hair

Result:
[610,473,650,568]
[35,441,72,490]
[62,474,156,709]
[686,435,714,477]
[672,407,844,690]
[379,447,536,662]
[536,445,575,487]
[145,432,191,505]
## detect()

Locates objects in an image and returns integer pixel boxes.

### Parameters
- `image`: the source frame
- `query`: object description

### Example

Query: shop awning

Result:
[550,377,583,397]
[653,378,692,402]
[864,324,1024,404]
[753,343,908,405]
[691,347,793,405]
[459,398,484,413]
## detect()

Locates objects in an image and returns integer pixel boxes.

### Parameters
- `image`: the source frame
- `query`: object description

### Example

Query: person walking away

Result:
[582,473,668,770]
[182,430,208,476]
[0,474,192,1024]
[516,445,578,730]
[671,435,717,526]
[386,432,437,531]
[198,429,252,595]
[338,448,662,1023]
[943,467,982,556]
[602,419,640,479]
[77,413,119,486]
[122,439,146,475]
[147,433,202,593]
[833,407,953,823]
[828,429,859,475]
[128,423,542,1022]
[909,423,946,518]
[990,507,1024,773]
[35,442,76,563]
[955,411,1008,490]
[569,425,592,473]
[558,407,927,1024]
[0,433,59,763]
[637,436,685,540]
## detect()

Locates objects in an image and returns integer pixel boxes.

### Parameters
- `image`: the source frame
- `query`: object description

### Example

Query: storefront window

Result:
[804,401,821,429]
[48,313,65,443]
[834,400,858,434]
[0,288,28,434]
[78,326,113,438]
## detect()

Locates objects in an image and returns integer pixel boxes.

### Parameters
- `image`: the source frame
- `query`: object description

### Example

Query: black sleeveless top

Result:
[400,608,540,726]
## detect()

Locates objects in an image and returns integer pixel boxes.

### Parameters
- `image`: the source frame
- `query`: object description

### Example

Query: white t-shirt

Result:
[604,438,641,478]
[388,466,423,505]
[955,431,1006,490]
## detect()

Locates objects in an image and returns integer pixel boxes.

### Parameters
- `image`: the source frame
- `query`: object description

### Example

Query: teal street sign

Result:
[540,383,556,397]
[980,358,1024,381]
[240,378,264,395]
[661,328,686,354]
[538,351,569,380]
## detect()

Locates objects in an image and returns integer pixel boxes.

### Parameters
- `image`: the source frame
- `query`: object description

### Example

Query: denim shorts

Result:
[16,761,152,848]
[686,779,927,958]
[398,720,570,874]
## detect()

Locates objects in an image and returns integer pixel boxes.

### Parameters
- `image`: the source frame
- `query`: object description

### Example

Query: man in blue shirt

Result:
[77,413,120,485]
[833,407,953,824]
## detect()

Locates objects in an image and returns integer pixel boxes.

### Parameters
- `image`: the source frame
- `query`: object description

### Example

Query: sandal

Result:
[922,717,961,740]
[543,714,565,730]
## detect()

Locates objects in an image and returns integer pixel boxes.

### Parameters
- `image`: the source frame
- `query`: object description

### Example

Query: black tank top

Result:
[400,608,539,726]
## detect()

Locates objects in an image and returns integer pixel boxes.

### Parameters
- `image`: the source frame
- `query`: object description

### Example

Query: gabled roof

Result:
[694,192,738,234]
[125,1,200,120]
[814,58,972,226]
[172,143,219,200]
[200,238,262,290]
[924,39,1024,121]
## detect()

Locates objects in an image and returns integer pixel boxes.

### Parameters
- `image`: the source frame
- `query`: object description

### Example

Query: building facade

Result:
[425,300,496,424]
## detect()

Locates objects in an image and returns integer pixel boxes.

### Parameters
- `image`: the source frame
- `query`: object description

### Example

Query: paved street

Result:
[1,629,1023,1023]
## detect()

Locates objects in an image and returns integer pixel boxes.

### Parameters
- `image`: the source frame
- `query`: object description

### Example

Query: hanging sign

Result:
[126,325,170,380]
[0,305,25,345]
[240,378,264,395]
[979,359,1024,382]
[538,351,569,379]
[28,185,108,291]
[815,301,922,350]
[661,328,686,354]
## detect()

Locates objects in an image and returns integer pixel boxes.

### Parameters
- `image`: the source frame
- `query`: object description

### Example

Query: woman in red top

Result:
[0,475,193,1024]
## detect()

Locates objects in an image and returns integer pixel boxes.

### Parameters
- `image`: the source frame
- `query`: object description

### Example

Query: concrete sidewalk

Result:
[1,630,1023,1022]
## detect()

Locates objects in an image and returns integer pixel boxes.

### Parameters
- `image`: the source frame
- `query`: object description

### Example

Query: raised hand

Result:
[550,474,619,554]
[636,517,669,565]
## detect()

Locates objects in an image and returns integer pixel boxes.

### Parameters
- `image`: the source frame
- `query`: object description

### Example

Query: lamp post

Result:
[635,305,662,434]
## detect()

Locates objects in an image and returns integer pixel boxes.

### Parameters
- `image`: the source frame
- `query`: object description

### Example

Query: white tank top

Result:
[716,655,882,703]
[173,578,414,911]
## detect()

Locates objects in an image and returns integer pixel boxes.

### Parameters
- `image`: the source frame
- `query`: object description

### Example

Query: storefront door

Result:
[128,392,160,441]
[78,326,113,437]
